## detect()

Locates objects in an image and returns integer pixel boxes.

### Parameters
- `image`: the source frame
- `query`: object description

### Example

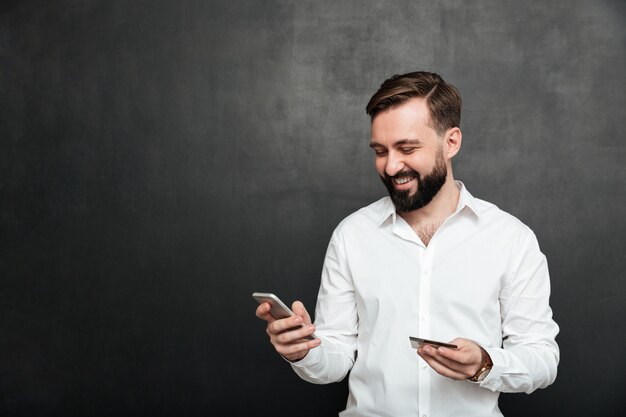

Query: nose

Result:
[385,151,405,177]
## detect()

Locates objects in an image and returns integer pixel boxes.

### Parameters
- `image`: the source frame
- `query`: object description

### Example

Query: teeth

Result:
[394,177,414,185]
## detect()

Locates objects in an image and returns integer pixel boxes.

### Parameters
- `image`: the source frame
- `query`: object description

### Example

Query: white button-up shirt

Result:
[291,182,559,417]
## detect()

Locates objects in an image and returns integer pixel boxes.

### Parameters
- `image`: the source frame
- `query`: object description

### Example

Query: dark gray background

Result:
[1,0,624,416]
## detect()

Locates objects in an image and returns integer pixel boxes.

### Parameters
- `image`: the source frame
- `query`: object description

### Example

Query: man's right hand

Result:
[255,300,321,362]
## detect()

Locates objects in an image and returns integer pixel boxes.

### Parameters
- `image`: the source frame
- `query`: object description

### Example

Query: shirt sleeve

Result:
[479,228,560,393]
[290,227,358,384]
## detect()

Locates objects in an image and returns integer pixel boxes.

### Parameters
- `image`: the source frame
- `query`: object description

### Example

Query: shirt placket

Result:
[418,241,434,417]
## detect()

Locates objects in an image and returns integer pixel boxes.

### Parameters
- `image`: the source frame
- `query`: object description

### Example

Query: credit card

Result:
[409,336,458,350]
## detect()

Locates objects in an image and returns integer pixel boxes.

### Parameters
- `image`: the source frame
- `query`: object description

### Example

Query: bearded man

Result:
[256,71,559,417]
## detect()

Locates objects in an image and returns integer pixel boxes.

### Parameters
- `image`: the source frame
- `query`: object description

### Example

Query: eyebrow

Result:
[369,138,423,148]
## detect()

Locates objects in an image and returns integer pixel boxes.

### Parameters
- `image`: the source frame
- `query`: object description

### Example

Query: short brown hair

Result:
[366,71,462,136]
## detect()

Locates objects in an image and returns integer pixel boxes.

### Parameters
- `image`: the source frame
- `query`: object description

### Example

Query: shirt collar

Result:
[377,180,482,226]
[455,181,482,218]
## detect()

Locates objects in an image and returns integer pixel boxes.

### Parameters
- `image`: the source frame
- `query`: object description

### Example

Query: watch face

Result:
[476,367,491,382]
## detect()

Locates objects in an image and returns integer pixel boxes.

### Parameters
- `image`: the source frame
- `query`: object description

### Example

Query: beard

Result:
[380,151,448,213]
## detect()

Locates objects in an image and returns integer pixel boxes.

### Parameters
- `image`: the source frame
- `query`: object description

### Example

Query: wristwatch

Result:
[468,347,493,382]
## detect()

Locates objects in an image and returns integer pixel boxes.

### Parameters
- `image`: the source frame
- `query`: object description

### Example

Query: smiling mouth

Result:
[393,176,416,185]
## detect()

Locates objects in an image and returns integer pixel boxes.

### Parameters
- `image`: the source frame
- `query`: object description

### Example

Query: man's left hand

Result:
[417,338,487,380]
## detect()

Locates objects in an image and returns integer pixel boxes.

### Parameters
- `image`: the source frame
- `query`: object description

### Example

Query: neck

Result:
[398,177,460,227]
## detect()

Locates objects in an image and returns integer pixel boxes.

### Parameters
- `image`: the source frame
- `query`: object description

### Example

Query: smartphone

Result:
[409,336,458,350]
[252,292,316,339]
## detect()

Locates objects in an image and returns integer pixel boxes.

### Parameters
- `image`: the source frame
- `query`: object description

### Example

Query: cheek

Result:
[407,154,433,173]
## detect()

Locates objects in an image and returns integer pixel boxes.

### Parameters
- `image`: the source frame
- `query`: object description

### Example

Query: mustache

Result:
[383,170,419,181]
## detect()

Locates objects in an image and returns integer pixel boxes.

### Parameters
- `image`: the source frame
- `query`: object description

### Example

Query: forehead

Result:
[370,97,436,142]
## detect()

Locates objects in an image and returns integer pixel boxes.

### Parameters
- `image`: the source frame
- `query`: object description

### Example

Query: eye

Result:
[371,147,387,156]
[399,147,417,154]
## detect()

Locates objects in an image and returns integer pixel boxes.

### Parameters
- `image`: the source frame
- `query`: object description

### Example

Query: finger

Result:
[418,345,468,373]
[417,346,467,380]
[448,338,482,355]
[437,340,483,372]
[267,315,304,335]
[274,324,316,345]
[291,301,311,325]
[255,302,275,323]
[431,349,475,377]
[276,338,321,357]
[436,345,472,364]
[417,348,467,380]
[419,345,476,378]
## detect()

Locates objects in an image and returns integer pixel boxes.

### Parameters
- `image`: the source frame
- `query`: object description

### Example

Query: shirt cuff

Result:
[475,346,504,390]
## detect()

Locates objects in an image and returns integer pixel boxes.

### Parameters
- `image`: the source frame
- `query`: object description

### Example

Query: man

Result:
[256,71,559,417]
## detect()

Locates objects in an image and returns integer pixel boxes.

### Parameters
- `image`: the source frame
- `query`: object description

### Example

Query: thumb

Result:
[292,301,312,325]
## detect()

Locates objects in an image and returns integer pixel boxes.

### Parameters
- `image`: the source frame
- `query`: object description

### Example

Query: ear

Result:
[444,127,462,159]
